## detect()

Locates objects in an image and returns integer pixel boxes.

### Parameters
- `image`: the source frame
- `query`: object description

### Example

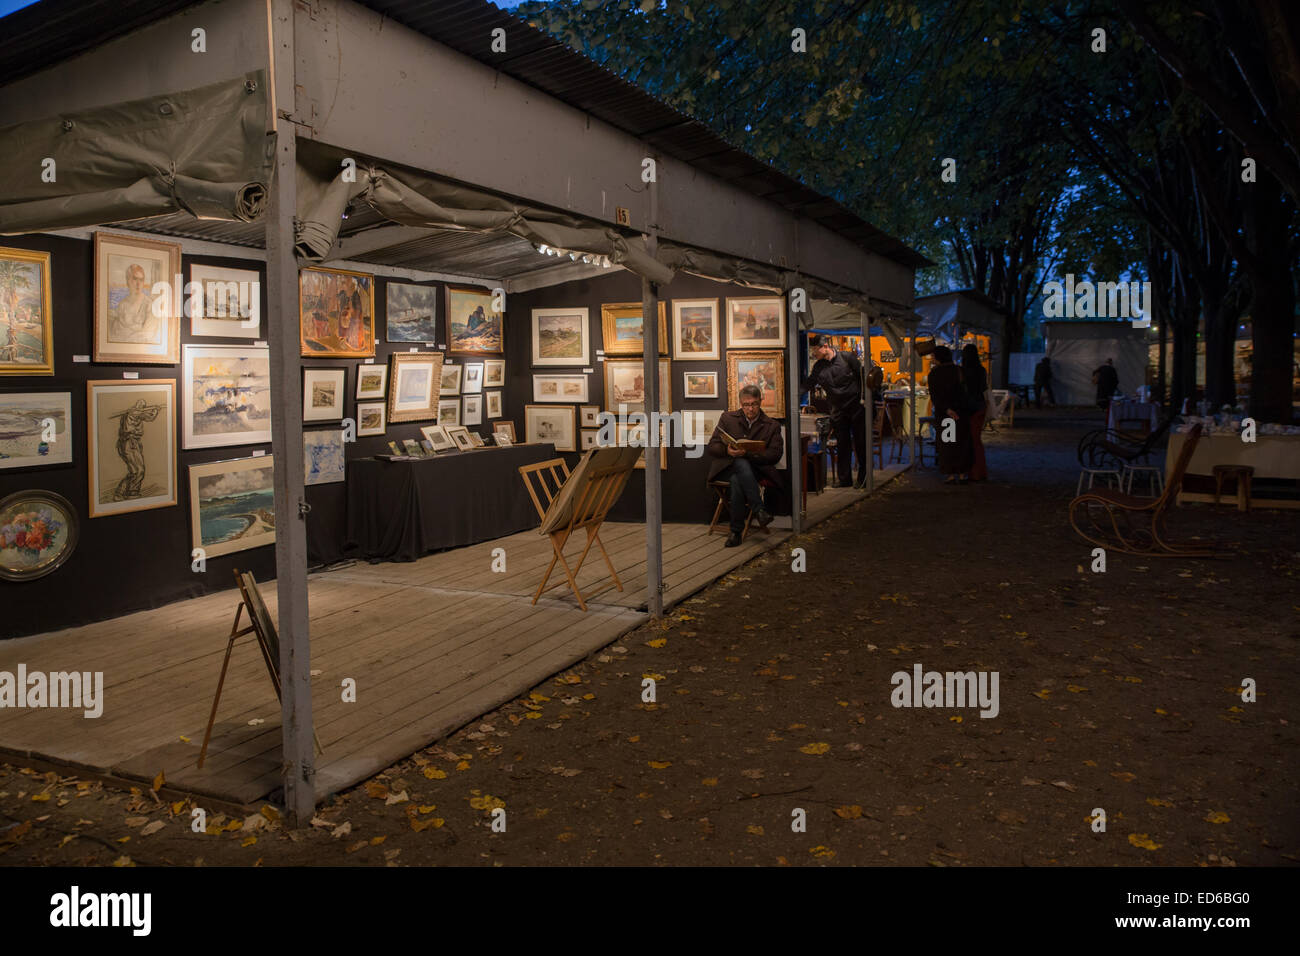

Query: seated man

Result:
[707,384,784,548]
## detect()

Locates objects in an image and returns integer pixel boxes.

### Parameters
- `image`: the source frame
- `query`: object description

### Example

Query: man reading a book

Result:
[707,384,784,547]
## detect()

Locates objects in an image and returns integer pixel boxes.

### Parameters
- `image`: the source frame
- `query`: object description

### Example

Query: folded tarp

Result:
[0,71,272,234]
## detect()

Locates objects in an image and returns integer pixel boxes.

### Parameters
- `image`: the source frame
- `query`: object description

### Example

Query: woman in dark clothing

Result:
[926,346,972,482]
[961,343,989,481]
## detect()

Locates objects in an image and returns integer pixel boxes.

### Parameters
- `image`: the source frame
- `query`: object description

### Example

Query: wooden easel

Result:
[198,569,322,769]
[518,448,639,611]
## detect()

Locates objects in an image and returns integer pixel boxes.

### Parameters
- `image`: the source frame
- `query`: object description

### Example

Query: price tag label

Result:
[122,371,139,379]
[252,449,267,457]
[73,355,89,363]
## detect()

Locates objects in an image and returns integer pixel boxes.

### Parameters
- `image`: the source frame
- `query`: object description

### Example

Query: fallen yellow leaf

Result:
[834,805,863,819]
[701,778,718,787]
[1128,833,1161,850]
[1146,797,1173,807]
[152,771,165,792]
[1067,685,1088,693]
[1204,811,1230,824]
[468,795,505,812]
[746,825,764,835]
[646,638,667,648]
[810,845,836,858]
[455,761,470,771]
[241,836,257,847]
[31,793,50,802]
[423,767,447,780]
[799,742,830,755]
[647,760,672,769]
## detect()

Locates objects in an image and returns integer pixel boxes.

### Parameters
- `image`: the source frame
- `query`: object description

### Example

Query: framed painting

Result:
[463,393,483,426]
[683,370,718,399]
[93,232,182,364]
[0,247,54,376]
[304,428,346,485]
[303,367,346,422]
[604,358,670,415]
[420,424,455,451]
[620,421,666,470]
[671,298,719,361]
[580,429,598,451]
[182,345,271,449]
[387,352,443,424]
[446,425,474,451]
[600,301,668,356]
[385,282,438,343]
[494,431,513,448]
[356,401,386,436]
[726,297,786,349]
[189,455,276,558]
[525,404,576,451]
[189,263,260,338]
[0,391,72,469]
[447,287,503,354]
[468,432,486,448]
[681,408,724,447]
[727,350,786,417]
[483,359,505,388]
[462,362,484,394]
[579,405,600,428]
[299,266,375,358]
[356,363,388,400]
[437,398,460,425]
[87,379,176,518]
[439,363,462,396]
[494,421,517,443]
[533,373,589,403]
[485,390,503,419]
[0,489,78,582]
[531,307,589,366]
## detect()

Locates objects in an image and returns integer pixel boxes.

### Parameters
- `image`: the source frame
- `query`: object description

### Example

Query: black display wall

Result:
[503,270,795,524]
[0,233,503,640]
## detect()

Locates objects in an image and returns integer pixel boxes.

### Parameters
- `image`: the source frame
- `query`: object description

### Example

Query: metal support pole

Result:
[909,331,917,469]
[862,313,874,493]
[787,287,802,534]
[268,0,314,825]
[642,152,663,619]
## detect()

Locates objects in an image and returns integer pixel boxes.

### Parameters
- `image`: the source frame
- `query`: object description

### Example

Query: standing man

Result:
[707,384,783,548]
[801,334,867,487]
[1034,356,1056,408]
[1093,357,1119,411]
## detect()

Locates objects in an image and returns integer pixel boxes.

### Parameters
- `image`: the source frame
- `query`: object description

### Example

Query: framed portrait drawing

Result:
[604,358,670,415]
[726,297,786,349]
[93,232,181,364]
[87,379,176,518]
[303,367,346,422]
[531,308,589,366]
[494,421,517,442]
[579,405,601,428]
[385,282,438,343]
[446,287,503,354]
[420,424,455,451]
[463,394,483,426]
[356,363,388,400]
[0,391,72,469]
[304,428,346,485]
[485,391,503,419]
[727,350,786,417]
[0,489,78,582]
[439,363,462,396]
[299,266,375,358]
[188,455,276,558]
[189,263,260,338]
[462,362,484,394]
[671,298,719,362]
[525,404,576,451]
[183,344,272,449]
[483,359,506,388]
[387,352,443,424]
[683,370,719,399]
[533,373,589,403]
[0,246,54,376]
[446,425,474,451]
[356,402,386,436]
[437,398,460,426]
[600,301,668,356]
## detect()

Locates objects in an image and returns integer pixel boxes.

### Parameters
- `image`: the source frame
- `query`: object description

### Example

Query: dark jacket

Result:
[706,408,784,484]
[801,350,863,422]
[962,360,988,412]
[1094,363,1118,398]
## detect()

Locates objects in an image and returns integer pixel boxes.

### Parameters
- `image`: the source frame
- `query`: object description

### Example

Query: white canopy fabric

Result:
[1043,321,1148,406]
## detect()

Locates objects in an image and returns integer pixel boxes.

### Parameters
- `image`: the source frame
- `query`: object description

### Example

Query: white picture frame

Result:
[303,367,346,422]
[682,370,719,399]
[726,296,787,349]
[484,359,506,388]
[486,390,503,419]
[304,428,346,485]
[463,393,483,426]
[355,363,388,400]
[531,307,590,367]
[437,398,460,426]
[462,362,484,394]
[671,298,720,361]
[524,404,576,451]
[533,373,589,403]
[182,344,272,450]
[420,424,455,451]
[356,402,386,436]
[189,263,261,338]
[0,392,73,469]
[439,363,462,396]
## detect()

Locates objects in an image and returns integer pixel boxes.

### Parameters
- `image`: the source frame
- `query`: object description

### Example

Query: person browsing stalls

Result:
[707,384,784,548]
[801,335,868,488]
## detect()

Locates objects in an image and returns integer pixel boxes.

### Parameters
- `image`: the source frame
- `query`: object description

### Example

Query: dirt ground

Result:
[2,408,1297,867]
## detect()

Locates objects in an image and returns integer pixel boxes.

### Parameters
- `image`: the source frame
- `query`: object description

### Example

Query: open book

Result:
[717,428,767,453]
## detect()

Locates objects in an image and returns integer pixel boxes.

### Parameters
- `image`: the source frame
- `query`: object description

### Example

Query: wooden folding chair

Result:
[1068,424,1217,557]
[198,570,322,768]
[519,451,638,611]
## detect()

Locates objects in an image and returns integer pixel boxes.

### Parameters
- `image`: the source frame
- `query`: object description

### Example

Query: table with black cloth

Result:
[346,443,558,562]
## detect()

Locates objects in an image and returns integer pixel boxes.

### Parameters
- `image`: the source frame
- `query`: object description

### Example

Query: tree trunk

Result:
[1201,295,1239,409]
[1249,271,1296,423]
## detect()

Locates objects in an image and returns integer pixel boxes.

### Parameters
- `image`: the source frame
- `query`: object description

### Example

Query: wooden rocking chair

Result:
[1068,424,1216,557]
[519,448,640,611]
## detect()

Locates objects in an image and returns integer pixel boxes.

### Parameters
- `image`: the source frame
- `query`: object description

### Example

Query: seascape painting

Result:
[190,457,276,558]
[386,282,439,343]
[672,299,719,360]
[0,392,72,469]
[726,297,785,349]
[182,345,271,449]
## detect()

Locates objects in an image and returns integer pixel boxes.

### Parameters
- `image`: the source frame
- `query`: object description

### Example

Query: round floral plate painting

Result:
[0,490,79,582]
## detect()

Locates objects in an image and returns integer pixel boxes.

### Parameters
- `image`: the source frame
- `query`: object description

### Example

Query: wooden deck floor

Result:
[0,466,905,806]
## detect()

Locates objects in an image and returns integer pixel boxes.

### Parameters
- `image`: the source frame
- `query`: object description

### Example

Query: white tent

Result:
[1043,321,1148,406]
